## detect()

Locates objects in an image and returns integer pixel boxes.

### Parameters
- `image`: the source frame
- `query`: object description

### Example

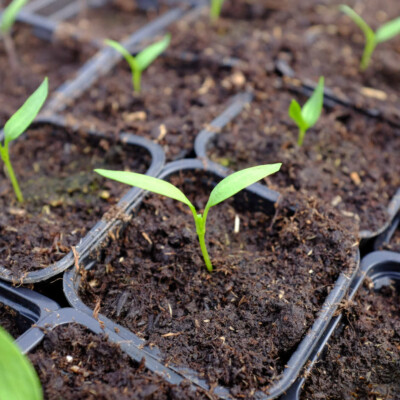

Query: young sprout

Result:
[210,0,225,22]
[95,163,281,272]
[288,76,324,146]
[105,34,171,94]
[0,0,27,69]
[340,5,400,70]
[0,326,43,400]
[0,77,48,203]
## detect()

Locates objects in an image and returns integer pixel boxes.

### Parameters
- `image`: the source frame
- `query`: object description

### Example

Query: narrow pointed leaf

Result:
[105,39,138,71]
[289,99,308,132]
[4,77,48,144]
[135,34,171,71]
[210,0,225,21]
[95,169,194,209]
[0,327,42,400]
[205,163,282,212]
[301,76,324,128]
[0,0,27,33]
[376,17,400,43]
[340,5,375,42]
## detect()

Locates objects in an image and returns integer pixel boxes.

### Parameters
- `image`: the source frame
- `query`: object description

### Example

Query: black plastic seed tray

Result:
[0,280,59,342]
[0,115,165,284]
[282,250,400,399]
[63,157,359,400]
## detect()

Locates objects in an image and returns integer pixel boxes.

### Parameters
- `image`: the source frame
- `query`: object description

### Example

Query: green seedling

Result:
[95,163,281,272]
[0,0,27,69]
[0,77,48,203]
[105,34,171,94]
[210,0,225,22]
[0,326,42,400]
[340,5,400,70]
[288,76,324,146]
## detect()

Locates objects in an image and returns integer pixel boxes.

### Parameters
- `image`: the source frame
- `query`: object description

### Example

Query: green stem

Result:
[297,128,306,146]
[210,0,224,22]
[360,39,376,71]
[0,145,24,203]
[133,69,142,94]
[193,213,213,272]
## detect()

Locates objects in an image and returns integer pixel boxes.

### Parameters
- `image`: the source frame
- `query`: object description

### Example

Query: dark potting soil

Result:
[0,123,150,276]
[302,279,400,399]
[207,79,400,234]
[0,23,92,126]
[0,303,27,338]
[78,170,358,397]
[62,57,238,161]
[273,0,400,124]
[56,0,172,52]
[29,324,210,400]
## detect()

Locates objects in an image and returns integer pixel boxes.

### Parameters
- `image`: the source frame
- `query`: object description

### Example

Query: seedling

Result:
[340,5,400,70]
[95,163,281,272]
[0,77,48,203]
[210,0,225,22]
[105,34,171,94]
[288,76,324,146]
[0,326,42,400]
[0,0,27,69]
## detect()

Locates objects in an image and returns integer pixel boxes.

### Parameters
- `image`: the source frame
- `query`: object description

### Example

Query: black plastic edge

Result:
[15,307,200,392]
[0,116,165,284]
[282,250,400,400]
[63,157,359,399]
[0,280,60,342]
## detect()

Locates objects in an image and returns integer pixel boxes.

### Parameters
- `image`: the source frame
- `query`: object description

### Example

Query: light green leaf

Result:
[94,169,194,210]
[105,39,138,71]
[4,77,48,145]
[376,17,400,43]
[210,0,225,21]
[135,34,171,71]
[0,0,27,33]
[205,163,282,213]
[289,99,308,132]
[0,327,42,400]
[301,76,324,128]
[340,5,375,43]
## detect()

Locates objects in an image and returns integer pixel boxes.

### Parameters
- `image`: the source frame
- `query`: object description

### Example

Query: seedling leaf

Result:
[205,164,282,212]
[376,17,400,43]
[339,5,374,41]
[289,99,308,132]
[302,76,324,128]
[4,77,48,144]
[94,169,194,210]
[104,39,137,71]
[210,0,225,22]
[0,327,42,400]
[136,34,171,71]
[0,0,27,33]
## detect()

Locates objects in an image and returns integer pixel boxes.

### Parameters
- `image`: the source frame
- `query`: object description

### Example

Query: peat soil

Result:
[381,228,400,253]
[0,23,92,126]
[29,324,210,400]
[0,303,27,338]
[78,170,358,397]
[302,279,400,399]
[62,56,238,161]
[55,0,172,52]
[206,79,400,234]
[0,124,150,276]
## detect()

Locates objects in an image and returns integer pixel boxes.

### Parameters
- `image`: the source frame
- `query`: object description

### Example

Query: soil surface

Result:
[56,0,172,52]
[273,0,400,124]
[62,56,238,161]
[0,303,27,338]
[381,225,400,253]
[0,123,150,276]
[0,23,92,126]
[302,278,400,399]
[78,170,358,397]
[30,324,210,399]
[206,79,400,234]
